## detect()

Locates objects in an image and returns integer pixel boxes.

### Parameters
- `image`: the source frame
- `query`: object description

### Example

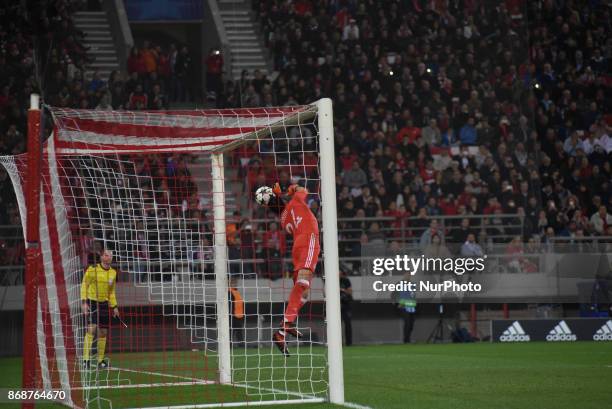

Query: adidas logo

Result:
[499,321,530,342]
[593,320,612,341]
[546,320,577,342]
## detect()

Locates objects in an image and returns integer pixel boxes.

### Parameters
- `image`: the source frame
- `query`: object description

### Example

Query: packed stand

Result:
[0,0,198,278]
[0,0,92,276]
[48,39,194,111]
[224,0,612,265]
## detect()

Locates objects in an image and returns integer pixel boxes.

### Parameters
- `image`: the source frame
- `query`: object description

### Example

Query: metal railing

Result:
[549,236,612,253]
[0,213,524,239]
[1,216,610,285]
[335,213,525,245]
[0,225,23,239]
[0,266,24,286]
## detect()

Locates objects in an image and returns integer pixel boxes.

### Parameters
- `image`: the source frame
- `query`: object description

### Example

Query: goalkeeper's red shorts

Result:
[292,232,320,280]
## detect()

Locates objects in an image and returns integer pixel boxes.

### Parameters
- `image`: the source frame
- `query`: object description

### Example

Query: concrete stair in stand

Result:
[73,11,120,81]
[217,0,269,80]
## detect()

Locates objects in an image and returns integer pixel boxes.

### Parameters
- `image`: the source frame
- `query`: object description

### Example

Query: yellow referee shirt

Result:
[80,264,118,308]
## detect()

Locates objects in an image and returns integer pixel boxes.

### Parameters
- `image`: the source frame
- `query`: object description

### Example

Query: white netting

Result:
[1,104,333,408]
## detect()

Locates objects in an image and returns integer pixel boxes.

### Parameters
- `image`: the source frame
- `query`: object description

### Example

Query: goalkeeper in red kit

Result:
[267,182,320,356]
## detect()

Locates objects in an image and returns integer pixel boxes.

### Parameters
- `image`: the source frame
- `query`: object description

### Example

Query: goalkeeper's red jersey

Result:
[280,190,319,248]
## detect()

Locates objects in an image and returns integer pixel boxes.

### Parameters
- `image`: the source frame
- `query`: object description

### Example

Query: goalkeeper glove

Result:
[287,184,298,196]
[273,183,299,197]
[272,182,282,197]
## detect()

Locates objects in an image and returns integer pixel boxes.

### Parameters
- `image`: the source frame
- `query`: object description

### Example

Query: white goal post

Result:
[2,95,344,409]
[211,98,344,402]
[317,98,345,404]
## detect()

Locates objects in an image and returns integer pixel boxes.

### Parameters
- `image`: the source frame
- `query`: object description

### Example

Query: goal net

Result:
[1,97,343,408]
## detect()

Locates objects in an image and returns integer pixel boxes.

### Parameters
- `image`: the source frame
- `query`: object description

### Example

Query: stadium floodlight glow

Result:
[1,95,344,409]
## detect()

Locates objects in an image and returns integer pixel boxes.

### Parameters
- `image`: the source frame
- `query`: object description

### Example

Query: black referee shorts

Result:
[88,301,110,329]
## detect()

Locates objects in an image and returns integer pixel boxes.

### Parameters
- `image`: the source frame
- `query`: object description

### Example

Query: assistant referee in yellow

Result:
[80,248,120,369]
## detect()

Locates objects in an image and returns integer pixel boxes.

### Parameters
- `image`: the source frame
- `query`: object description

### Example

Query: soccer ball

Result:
[255,186,274,205]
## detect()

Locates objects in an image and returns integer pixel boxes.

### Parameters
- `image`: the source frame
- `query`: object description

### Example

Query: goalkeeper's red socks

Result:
[283,280,309,324]
[274,281,309,356]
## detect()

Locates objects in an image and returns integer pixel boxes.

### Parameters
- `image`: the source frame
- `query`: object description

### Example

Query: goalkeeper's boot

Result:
[273,331,290,357]
[82,360,92,370]
[282,321,303,339]
[98,358,110,369]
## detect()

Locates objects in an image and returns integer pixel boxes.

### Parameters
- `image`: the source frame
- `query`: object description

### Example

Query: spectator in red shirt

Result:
[127,47,146,76]
[483,197,503,215]
[294,0,312,16]
[338,146,358,173]
[395,120,421,144]
[439,194,459,215]
[157,45,171,84]
[129,84,148,110]
[246,159,265,197]
[206,48,224,99]
[505,236,538,273]
[335,6,350,29]
[420,159,436,185]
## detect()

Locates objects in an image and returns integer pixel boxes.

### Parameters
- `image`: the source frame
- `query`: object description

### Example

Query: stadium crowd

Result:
[1,0,612,277]
[235,0,612,258]
[0,0,88,267]
[0,0,196,271]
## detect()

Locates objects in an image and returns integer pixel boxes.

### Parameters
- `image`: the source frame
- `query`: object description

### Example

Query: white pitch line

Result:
[81,366,375,409]
[343,355,387,360]
[340,401,376,409]
[231,381,320,400]
[111,366,327,401]
[76,381,211,391]
[110,366,215,384]
[84,366,312,399]
[77,366,216,391]
[124,398,326,409]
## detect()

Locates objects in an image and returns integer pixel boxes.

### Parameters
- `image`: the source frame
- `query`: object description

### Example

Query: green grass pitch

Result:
[1,342,611,409]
